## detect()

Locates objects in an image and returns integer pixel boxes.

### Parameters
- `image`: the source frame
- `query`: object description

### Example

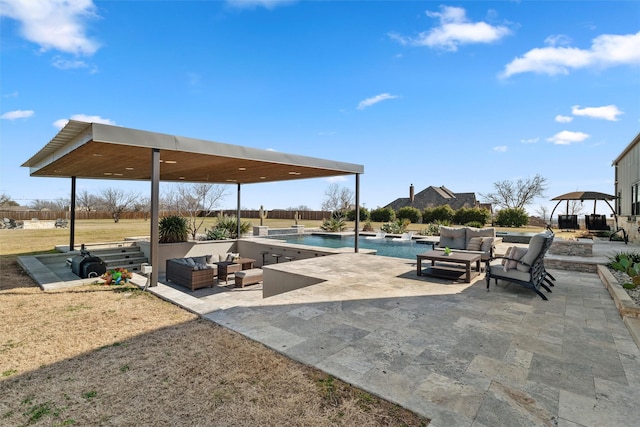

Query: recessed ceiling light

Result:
[113,173,123,176]
[179,176,185,180]
[93,153,102,157]
[225,179,237,182]
[164,160,177,164]
[125,167,134,170]
[103,172,112,176]
[238,167,246,171]
[260,176,266,179]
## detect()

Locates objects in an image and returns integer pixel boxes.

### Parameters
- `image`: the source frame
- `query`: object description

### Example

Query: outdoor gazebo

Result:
[22,121,365,286]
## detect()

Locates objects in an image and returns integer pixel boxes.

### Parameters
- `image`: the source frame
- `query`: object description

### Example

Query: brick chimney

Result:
[410,184,415,203]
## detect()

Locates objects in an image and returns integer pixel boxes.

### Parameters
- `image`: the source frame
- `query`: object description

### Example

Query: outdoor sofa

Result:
[434,226,498,261]
[166,256,218,291]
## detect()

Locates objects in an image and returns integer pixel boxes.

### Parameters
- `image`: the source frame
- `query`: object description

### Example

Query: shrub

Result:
[397,207,422,224]
[370,207,395,222]
[159,215,188,243]
[453,207,491,226]
[204,227,230,240]
[423,205,454,224]
[346,207,370,222]
[494,208,529,227]
[211,214,251,239]
[380,219,410,234]
[465,221,485,229]
[362,221,374,232]
[419,223,440,236]
[320,217,347,232]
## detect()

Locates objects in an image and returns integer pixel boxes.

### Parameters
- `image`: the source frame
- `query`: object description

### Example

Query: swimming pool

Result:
[266,234,432,260]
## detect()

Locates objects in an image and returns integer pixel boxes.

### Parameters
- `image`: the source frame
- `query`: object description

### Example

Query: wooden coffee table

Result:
[416,251,481,283]
[216,257,256,283]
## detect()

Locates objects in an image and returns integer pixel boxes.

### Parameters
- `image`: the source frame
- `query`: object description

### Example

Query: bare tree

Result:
[480,174,548,210]
[173,183,230,239]
[29,198,70,211]
[535,205,549,221]
[98,188,140,222]
[321,183,354,213]
[566,200,585,216]
[76,189,99,212]
[0,193,18,207]
[132,196,151,220]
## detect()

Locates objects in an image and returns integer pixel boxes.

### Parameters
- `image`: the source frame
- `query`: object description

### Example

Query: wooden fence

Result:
[0,209,333,221]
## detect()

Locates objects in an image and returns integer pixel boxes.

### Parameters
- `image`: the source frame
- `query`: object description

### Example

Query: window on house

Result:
[632,182,640,216]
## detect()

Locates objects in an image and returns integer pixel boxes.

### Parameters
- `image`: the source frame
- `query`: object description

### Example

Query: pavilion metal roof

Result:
[22,121,364,184]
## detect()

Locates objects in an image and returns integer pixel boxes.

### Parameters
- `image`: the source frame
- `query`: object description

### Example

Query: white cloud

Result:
[225,0,297,9]
[493,145,508,152]
[502,31,640,78]
[520,138,539,144]
[52,56,90,70]
[555,115,573,123]
[1,109,34,120]
[326,176,348,183]
[53,114,115,129]
[0,0,100,56]
[546,130,590,145]
[390,6,511,51]
[357,93,398,110]
[571,104,623,121]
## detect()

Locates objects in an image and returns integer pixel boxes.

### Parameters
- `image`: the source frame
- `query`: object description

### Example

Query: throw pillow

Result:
[501,246,513,265]
[466,237,483,251]
[439,226,466,249]
[504,247,528,272]
[191,256,208,265]
[480,237,494,252]
[225,252,234,262]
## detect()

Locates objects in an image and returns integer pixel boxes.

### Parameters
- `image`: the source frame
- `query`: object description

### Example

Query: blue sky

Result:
[1,0,639,215]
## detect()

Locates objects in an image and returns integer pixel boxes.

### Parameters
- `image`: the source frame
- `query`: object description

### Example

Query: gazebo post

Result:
[149,148,160,287]
[69,176,76,251]
[236,183,241,239]
[355,173,360,253]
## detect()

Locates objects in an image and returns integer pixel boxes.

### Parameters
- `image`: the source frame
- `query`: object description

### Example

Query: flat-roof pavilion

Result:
[22,120,365,286]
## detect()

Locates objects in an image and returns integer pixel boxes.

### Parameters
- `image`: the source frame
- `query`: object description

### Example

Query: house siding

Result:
[613,132,640,243]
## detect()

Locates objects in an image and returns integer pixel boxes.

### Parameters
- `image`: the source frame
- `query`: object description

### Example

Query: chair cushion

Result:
[519,233,547,268]
[439,226,466,249]
[489,262,531,282]
[466,237,484,251]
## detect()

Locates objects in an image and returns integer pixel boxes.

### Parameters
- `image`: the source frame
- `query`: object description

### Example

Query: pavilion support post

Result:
[236,183,241,239]
[355,173,360,253]
[149,149,160,287]
[69,176,76,251]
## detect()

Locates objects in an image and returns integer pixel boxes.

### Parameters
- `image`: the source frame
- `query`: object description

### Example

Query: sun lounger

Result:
[365,232,386,240]
[392,232,413,241]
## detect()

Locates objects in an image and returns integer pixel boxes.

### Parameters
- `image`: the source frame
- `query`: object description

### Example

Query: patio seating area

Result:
[17,238,640,426]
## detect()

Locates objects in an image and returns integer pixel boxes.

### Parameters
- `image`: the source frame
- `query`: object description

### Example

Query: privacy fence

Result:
[0,209,333,222]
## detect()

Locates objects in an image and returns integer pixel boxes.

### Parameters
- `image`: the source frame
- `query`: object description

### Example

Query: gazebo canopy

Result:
[551,191,616,201]
[22,120,364,182]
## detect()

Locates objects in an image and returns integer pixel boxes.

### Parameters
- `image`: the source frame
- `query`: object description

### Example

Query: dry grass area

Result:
[0,223,429,426]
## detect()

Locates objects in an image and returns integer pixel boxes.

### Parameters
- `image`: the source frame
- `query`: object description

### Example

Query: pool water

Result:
[267,234,432,260]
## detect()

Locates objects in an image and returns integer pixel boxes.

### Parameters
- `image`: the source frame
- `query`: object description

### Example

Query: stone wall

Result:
[549,240,593,256]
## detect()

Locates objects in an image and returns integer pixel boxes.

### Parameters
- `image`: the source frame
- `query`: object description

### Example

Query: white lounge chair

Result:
[365,232,386,240]
[392,232,413,241]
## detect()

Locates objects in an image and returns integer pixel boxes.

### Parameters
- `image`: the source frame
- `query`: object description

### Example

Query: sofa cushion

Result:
[172,258,189,265]
[191,256,208,265]
[466,237,484,251]
[465,227,495,248]
[439,226,466,249]
[185,257,196,267]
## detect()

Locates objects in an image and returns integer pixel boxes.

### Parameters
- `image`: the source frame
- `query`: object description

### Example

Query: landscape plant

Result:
[422,205,454,224]
[494,207,529,227]
[419,223,440,236]
[453,207,491,225]
[397,206,422,224]
[346,207,369,222]
[320,216,347,232]
[608,252,640,289]
[211,214,251,239]
[380,219,410,234]
[369,207,395,222]
[159,215,188,243]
